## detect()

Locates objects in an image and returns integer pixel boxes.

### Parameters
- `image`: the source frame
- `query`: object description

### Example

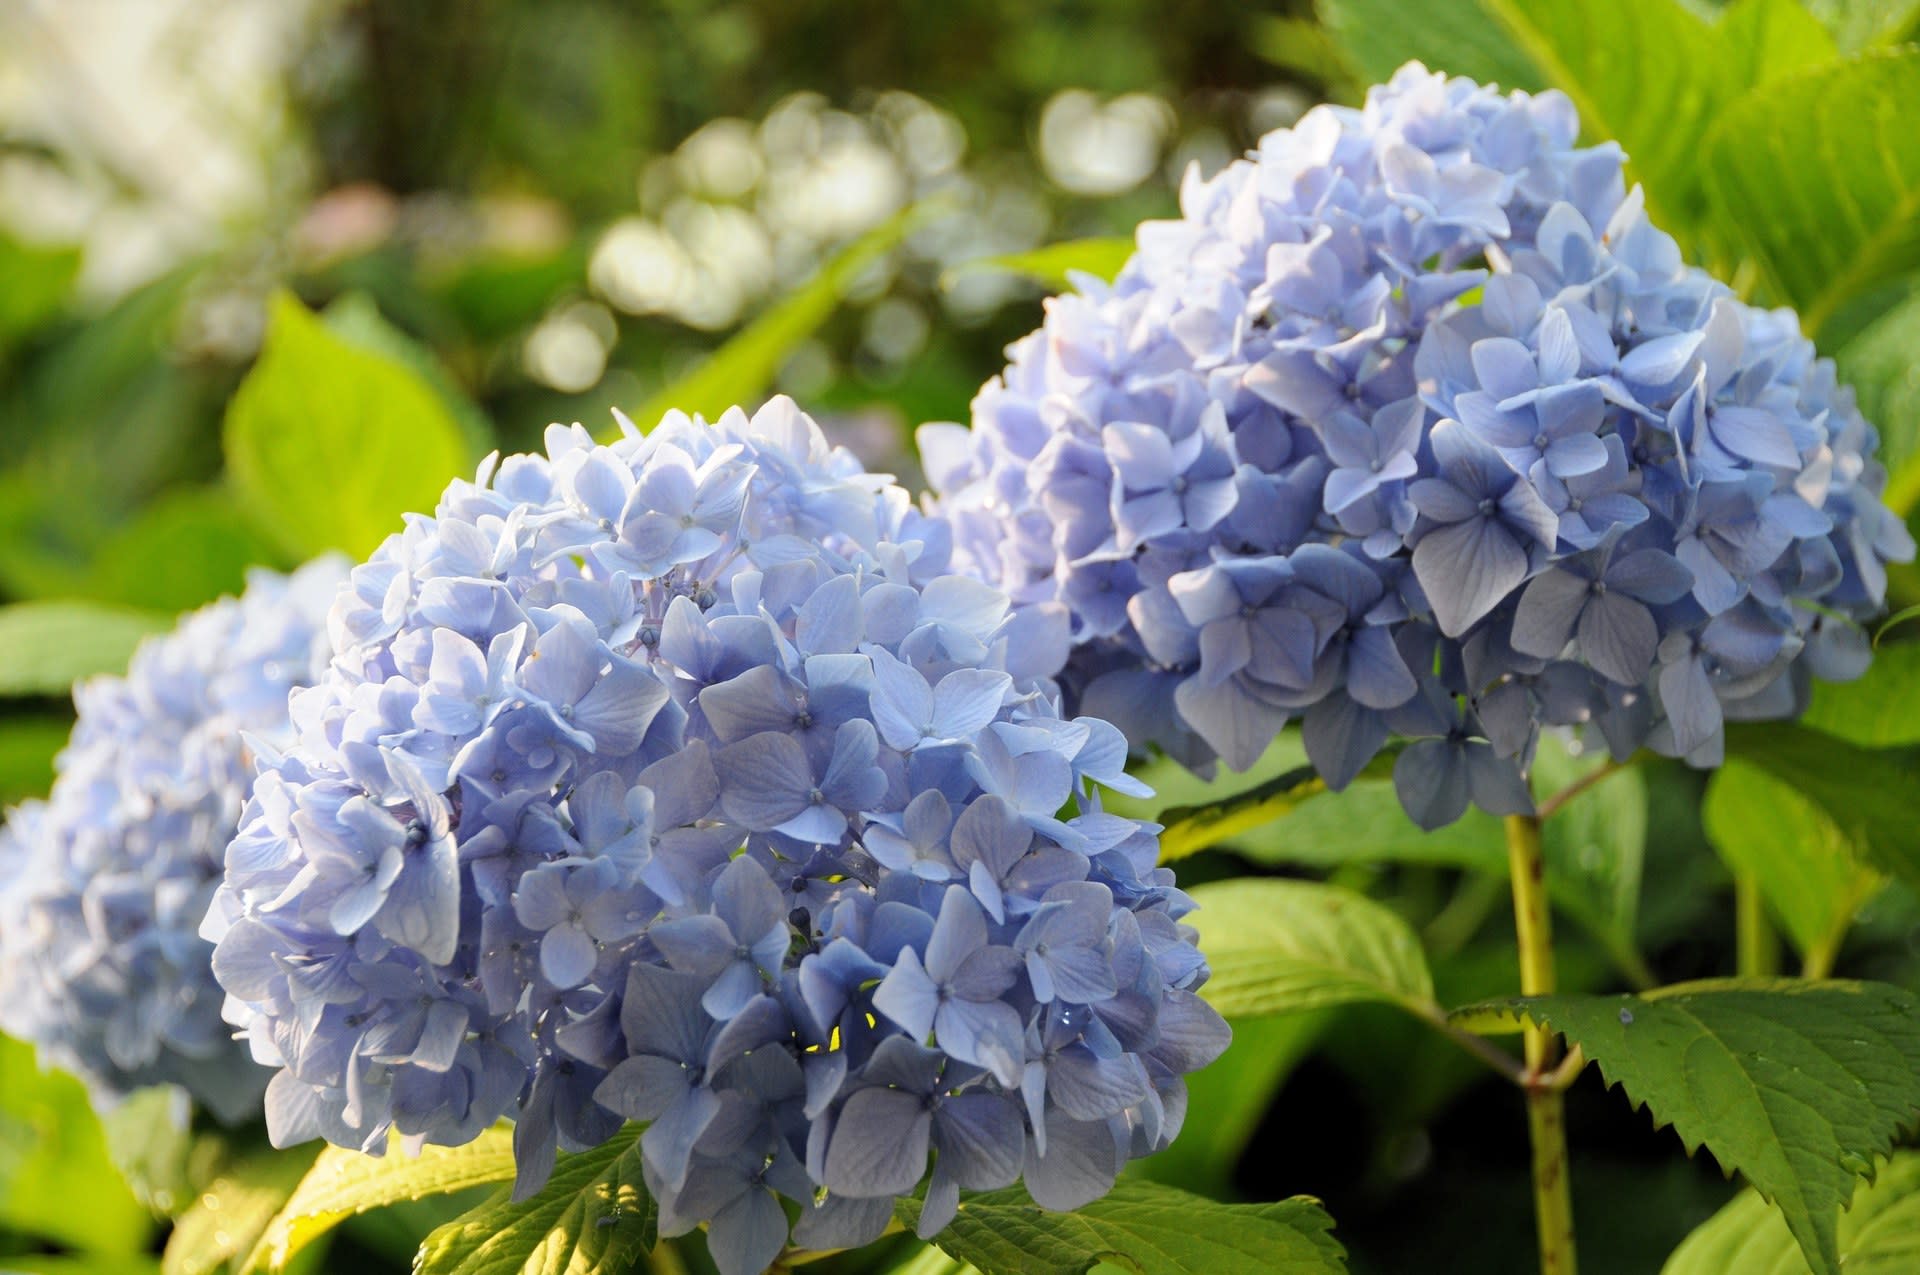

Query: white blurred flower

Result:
[1037,90,1172,195]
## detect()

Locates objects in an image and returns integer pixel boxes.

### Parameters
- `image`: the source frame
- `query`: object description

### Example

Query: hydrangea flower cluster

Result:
[923,62,1913,827]
[0,559,344,1121]
[204,398,1226,1275]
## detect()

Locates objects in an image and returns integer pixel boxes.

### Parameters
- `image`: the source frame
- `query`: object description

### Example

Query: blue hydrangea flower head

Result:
[925,62,1912,827]
[0,557,346,1120]
[205,398,1225,1275]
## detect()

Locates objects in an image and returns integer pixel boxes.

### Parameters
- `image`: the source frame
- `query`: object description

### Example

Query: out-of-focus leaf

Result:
[1803,643,1920,745]
[0,234,81,353]
[0,1034,152,1256]
[163,1146,320,1275]
[1316,0,1542,93]
[1716,0,1842,89]
[0,714,69,803]
[225,291,469,560]
[1704,49,1920,335]
[1704,761,1882,972]
[898,1182,1347,1275]
[1726,721,1920,897]
[1490,979,1920,1275]
[1157,763,1332,863]
[1187,878,1435,1018]
[1663,1148,1920,1275]
[244,1126,516,1273]
[100,1086,195,1215]
[426,244,588,343]
[322,291,493,452]
[82,488,286,614]
[0,601,170,696]
[411,1129,657,1275]
[625,204,928,434]
[942,237,1136,293]
[1801,0,1920,52]
[1836,289,1920,516]
[1251,17,1365,97]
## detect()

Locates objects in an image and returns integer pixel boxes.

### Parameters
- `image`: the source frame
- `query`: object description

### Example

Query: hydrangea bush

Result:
[924,63,1914,827]
[201,398,1225,1275]
[0,558,345,1121]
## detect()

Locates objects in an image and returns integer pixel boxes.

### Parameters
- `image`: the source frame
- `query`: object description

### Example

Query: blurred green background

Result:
[4,3,1920,1274]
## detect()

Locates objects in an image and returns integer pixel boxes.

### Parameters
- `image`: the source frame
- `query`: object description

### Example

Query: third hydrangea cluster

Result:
[926,62,1914,827]
[204,400,1223,1275]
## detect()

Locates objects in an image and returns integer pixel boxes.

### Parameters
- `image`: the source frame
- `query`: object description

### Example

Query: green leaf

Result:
[0,714,70,803]
[1187,878,1434,1018]
[1488,979,1920,1275]
[225,291,470,561]
[101,1086,196,1215]
[1704,761,1881,972]
[1803,642,1920,745]
[412,1127,658,1275]
[243,1126,516,1273]
[942,237,1137,293]
[163,1146,320,1275]
[898,1180,1346,1275]
[1835,288,1920,516]
[1703,49,1920,335]
[321,291,493,454]
[0,1033,152,1256]
[0,601,170,696]
[84,488,287,614]
[1801,0,1920,52]
[1725,721,1920,896]
[626,204,928,436]
[1663,1148,1920,1275]
[1250,17,1365,98]
[1714,0,1842,90]
[1316,0,1543,93]
[0,233,81,353]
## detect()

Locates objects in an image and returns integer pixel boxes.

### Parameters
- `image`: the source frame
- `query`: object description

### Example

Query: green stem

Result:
[1735,872,1779,978]
[1506,812,1577,1275]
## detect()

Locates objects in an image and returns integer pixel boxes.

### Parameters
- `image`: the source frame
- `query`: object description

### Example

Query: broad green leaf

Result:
[1703,761,1881,972]
[1704,49,1920,335]
[0,714,69,803]
[1802,0,1920,52]
[625,204,927,436]
[1663,1149,1920,1275]
[1715,0,1842,90]
[0,233,81,353]
[244,1126,516,1273]
[1490,979,1920,1275]
[942,237,1137,293]
[412,1127,658,1275]
[1532,735,1646,946]
[1187,878,1434,1018]
[0,600,170,696]
[1250,17,1365,99]
[322,291,493,454]
[1725,721,1920,896]
[101,1085,196,1214]
[163,1146,320,1275]
[1316,0,1542,93]
[1803,642,1920,745]
[0,1033,152,1256]
[897,1181,1346,1275]
[225,291,469,560]
[0,1257,161,1275]
[84,488,286,614]
[1835,288,1920,515]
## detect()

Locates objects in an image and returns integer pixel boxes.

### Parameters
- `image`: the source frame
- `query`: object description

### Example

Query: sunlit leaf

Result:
[225,291,470,560]
[1663,1148,1920,1275]
[1835,288,1920,516]
[0,600,170,696]
[163,1146,320,1275]
[897,1181,1347,1275]
[942,237,1136,293]
[0,1034,152,1256]
[1803,642,1920,745]
[1187,878,1434,1018]
[243,1126,516,1273]
[1704,49,1920,335]
[411,1128,658,1275]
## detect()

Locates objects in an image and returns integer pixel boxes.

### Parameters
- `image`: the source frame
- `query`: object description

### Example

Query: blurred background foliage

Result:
[3,2,1920,1273]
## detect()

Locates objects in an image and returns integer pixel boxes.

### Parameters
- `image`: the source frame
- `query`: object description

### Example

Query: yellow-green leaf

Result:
[0,600,169,696]
[1663,1149,1920,1275]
